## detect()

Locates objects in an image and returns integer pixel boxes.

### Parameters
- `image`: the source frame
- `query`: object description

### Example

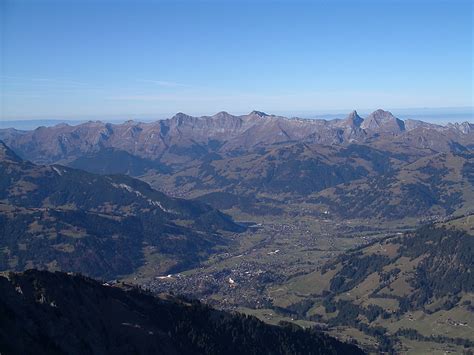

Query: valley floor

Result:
[124,210,474,354]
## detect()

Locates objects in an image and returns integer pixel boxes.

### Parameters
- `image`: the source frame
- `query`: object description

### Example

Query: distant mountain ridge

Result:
[0,109,472,165]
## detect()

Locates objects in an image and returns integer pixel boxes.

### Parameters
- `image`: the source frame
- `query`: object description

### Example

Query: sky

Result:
[1,0,473,121]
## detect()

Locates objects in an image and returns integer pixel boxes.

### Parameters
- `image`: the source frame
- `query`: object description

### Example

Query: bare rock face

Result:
[360,109,405,133]
[343,110,364,127]
[448,121,473,134]
[334,110,366,142]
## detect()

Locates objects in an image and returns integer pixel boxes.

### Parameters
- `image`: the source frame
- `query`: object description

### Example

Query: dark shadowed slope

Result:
[68,147,170,175]
[0,270,365,355]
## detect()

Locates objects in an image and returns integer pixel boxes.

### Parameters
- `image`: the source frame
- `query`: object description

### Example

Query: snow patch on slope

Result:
[111,183,174,212]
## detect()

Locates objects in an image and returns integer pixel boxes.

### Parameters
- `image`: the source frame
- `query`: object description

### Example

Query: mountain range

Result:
[0,109,472,165]
[1,109,472,223]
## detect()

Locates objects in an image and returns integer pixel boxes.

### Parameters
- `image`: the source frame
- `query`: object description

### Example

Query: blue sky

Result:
[1,0,473,120]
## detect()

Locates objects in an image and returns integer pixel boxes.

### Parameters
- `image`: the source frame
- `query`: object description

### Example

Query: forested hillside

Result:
[0,270,364,355]
[0,141,244,278]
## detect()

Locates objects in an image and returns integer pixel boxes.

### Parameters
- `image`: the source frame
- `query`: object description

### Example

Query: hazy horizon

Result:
[1,106,472,131]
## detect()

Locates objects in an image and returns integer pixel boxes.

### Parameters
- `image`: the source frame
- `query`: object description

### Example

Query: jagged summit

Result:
[343,110,364,127]
[448,121,473,134]
[1,109,471,165]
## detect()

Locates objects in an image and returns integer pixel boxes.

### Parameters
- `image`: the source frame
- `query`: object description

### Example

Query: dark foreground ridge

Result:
[0,270,365,355]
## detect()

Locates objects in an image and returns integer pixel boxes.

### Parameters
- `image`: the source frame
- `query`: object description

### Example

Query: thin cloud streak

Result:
[104,90,470,112]
[1,76,115,96]
[1,76,90,87]
[137,79,192,88]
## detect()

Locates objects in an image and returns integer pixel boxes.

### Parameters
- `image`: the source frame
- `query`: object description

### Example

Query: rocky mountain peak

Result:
[361,109,405,133]
[370,109,396,120]
[448,121,473,134]
[249,110,269,117]
[172,112,192,120]
[344,110,364,127]
[171,112,196,126]
[212,111,234,119]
